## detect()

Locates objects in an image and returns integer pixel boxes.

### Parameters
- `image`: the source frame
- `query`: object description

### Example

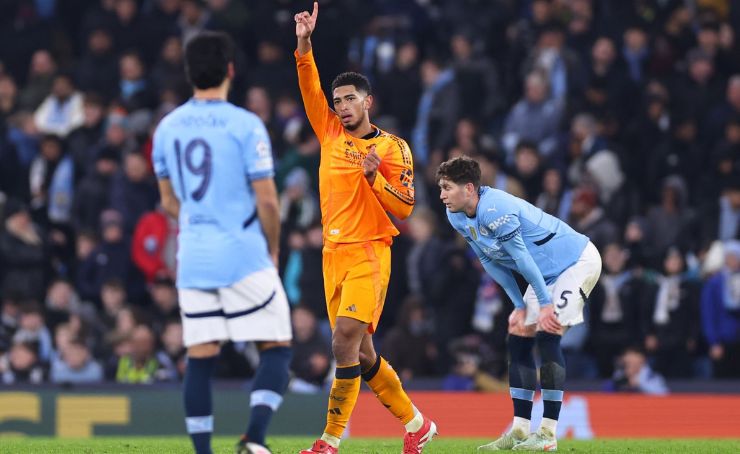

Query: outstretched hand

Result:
[295,1,319,39]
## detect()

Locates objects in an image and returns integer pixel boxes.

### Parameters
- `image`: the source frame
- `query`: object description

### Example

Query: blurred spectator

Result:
[645,248,702,378]
[115,324,159,384]
[382,296,436,381]
[13,303,53,363]
[511,141,544,201]
[450,31,503,125]
[179,0,210,44]
[568,186,618,251]
[701,241,740,378]
[279,167,318,233]
[376,40,422,136]
[581,36,633,122]
[0,199,47,300]
[66,94,108,178]
[412,58,459,166]
[75,28,119,101]
[502,71,563,160]
[289,306,331,392]
[109,152,158,234]
[588,243,653,377]
[621,24,650,85]
[671,48,724,132]
[78,209,135,300]
[50,339,103,384]
[0,74,19,119]
[442,336,506,392]
[131,206,177,283]
[29,134,74,225]
[33,74,84,138]
[297,223,326,322]
[117,52,156,112]
[151,35,189,100]
[648,116,703,204]
[701,178,740,247]
[535,168,572,221]
[155,320,185,381]
[605,347,668,395]
[147,272,179,334]
[642,176,697,268]
[18,50,57,111]
[72,147,118,232]
[0,341,46,384]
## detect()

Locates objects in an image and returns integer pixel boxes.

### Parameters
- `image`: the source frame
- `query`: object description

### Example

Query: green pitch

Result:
[1,437,739,453]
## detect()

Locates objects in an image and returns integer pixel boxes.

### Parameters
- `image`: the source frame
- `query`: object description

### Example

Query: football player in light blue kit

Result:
[436,156,601,452]
[152,32,291,454]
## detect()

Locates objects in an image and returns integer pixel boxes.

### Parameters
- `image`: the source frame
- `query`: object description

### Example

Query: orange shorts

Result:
[322,238,392,333]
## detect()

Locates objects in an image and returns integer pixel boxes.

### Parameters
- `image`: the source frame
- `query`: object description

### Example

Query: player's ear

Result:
[226,62,235,80]
[364,94,373,111]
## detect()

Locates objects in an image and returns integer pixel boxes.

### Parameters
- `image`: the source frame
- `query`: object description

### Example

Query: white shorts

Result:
[523,241,602,326]
[178,268,292,347]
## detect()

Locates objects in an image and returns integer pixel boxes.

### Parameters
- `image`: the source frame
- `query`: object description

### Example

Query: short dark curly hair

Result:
[331,72,371,95]
[436,156,481,189]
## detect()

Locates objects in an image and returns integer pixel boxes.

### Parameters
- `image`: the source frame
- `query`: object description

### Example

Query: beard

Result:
[343,112,366,131]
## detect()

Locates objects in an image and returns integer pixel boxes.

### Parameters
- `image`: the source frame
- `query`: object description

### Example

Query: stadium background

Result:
[1,0,740,442]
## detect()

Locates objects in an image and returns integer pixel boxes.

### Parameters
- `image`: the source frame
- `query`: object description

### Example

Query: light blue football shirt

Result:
[447,186,589,308]
[152,99,274,289]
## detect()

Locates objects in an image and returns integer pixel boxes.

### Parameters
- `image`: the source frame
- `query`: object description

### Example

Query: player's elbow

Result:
[394,204,414,220]
[256,198,280,216]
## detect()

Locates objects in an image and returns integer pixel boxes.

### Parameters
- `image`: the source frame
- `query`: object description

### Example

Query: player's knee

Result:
[509,323,536,338]
[187,341,220,358]
[359,351,377,371]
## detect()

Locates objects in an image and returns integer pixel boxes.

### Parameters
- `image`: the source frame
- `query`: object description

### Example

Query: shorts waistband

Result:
[323,237,392,250]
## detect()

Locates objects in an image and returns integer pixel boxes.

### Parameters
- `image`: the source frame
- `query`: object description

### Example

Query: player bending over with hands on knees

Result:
[437,156,601,452]
[153,32,292,454]
[294,2,436,453]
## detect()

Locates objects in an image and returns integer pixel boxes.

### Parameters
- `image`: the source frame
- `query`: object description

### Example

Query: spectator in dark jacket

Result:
[80,209,136,302]
[588,243,653,377]
[0,199,47,300]
[75,28,119,101]
[72,146,118,233]
[109,152,158,234]
[289,305,331,390]
[645,248,702,378]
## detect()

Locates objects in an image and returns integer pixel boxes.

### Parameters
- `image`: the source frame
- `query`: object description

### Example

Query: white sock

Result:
[405,409,424,433]
[540,418,557,437]
[511,417,530,436]
[321,433,341,448]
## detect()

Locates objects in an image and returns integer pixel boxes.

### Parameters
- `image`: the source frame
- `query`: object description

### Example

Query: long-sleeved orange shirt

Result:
[296,49,415,244]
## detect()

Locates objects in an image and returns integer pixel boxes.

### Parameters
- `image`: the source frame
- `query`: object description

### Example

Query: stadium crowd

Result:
[0,0,739,390]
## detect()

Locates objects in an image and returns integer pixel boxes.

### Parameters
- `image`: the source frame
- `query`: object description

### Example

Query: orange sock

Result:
[323,362,361,440]
[362,357,415,424]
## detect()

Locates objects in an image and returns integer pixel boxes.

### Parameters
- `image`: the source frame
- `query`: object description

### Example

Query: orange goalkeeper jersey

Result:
[295,49,415,244]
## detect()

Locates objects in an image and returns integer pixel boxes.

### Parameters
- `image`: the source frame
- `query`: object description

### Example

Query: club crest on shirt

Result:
[468,226,478,240]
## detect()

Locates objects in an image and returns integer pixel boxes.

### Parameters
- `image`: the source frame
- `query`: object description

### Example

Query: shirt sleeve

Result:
[295,49,338,142]
[151,126,169,179]
[242,119,274,180]
[482,206,551,306]
[370,138,415,219]
[480,259,526,309]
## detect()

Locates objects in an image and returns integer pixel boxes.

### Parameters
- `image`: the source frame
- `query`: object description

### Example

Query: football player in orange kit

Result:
[294,3,437,454]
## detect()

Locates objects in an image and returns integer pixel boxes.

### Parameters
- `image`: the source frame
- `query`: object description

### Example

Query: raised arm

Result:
[294,2,335,141]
